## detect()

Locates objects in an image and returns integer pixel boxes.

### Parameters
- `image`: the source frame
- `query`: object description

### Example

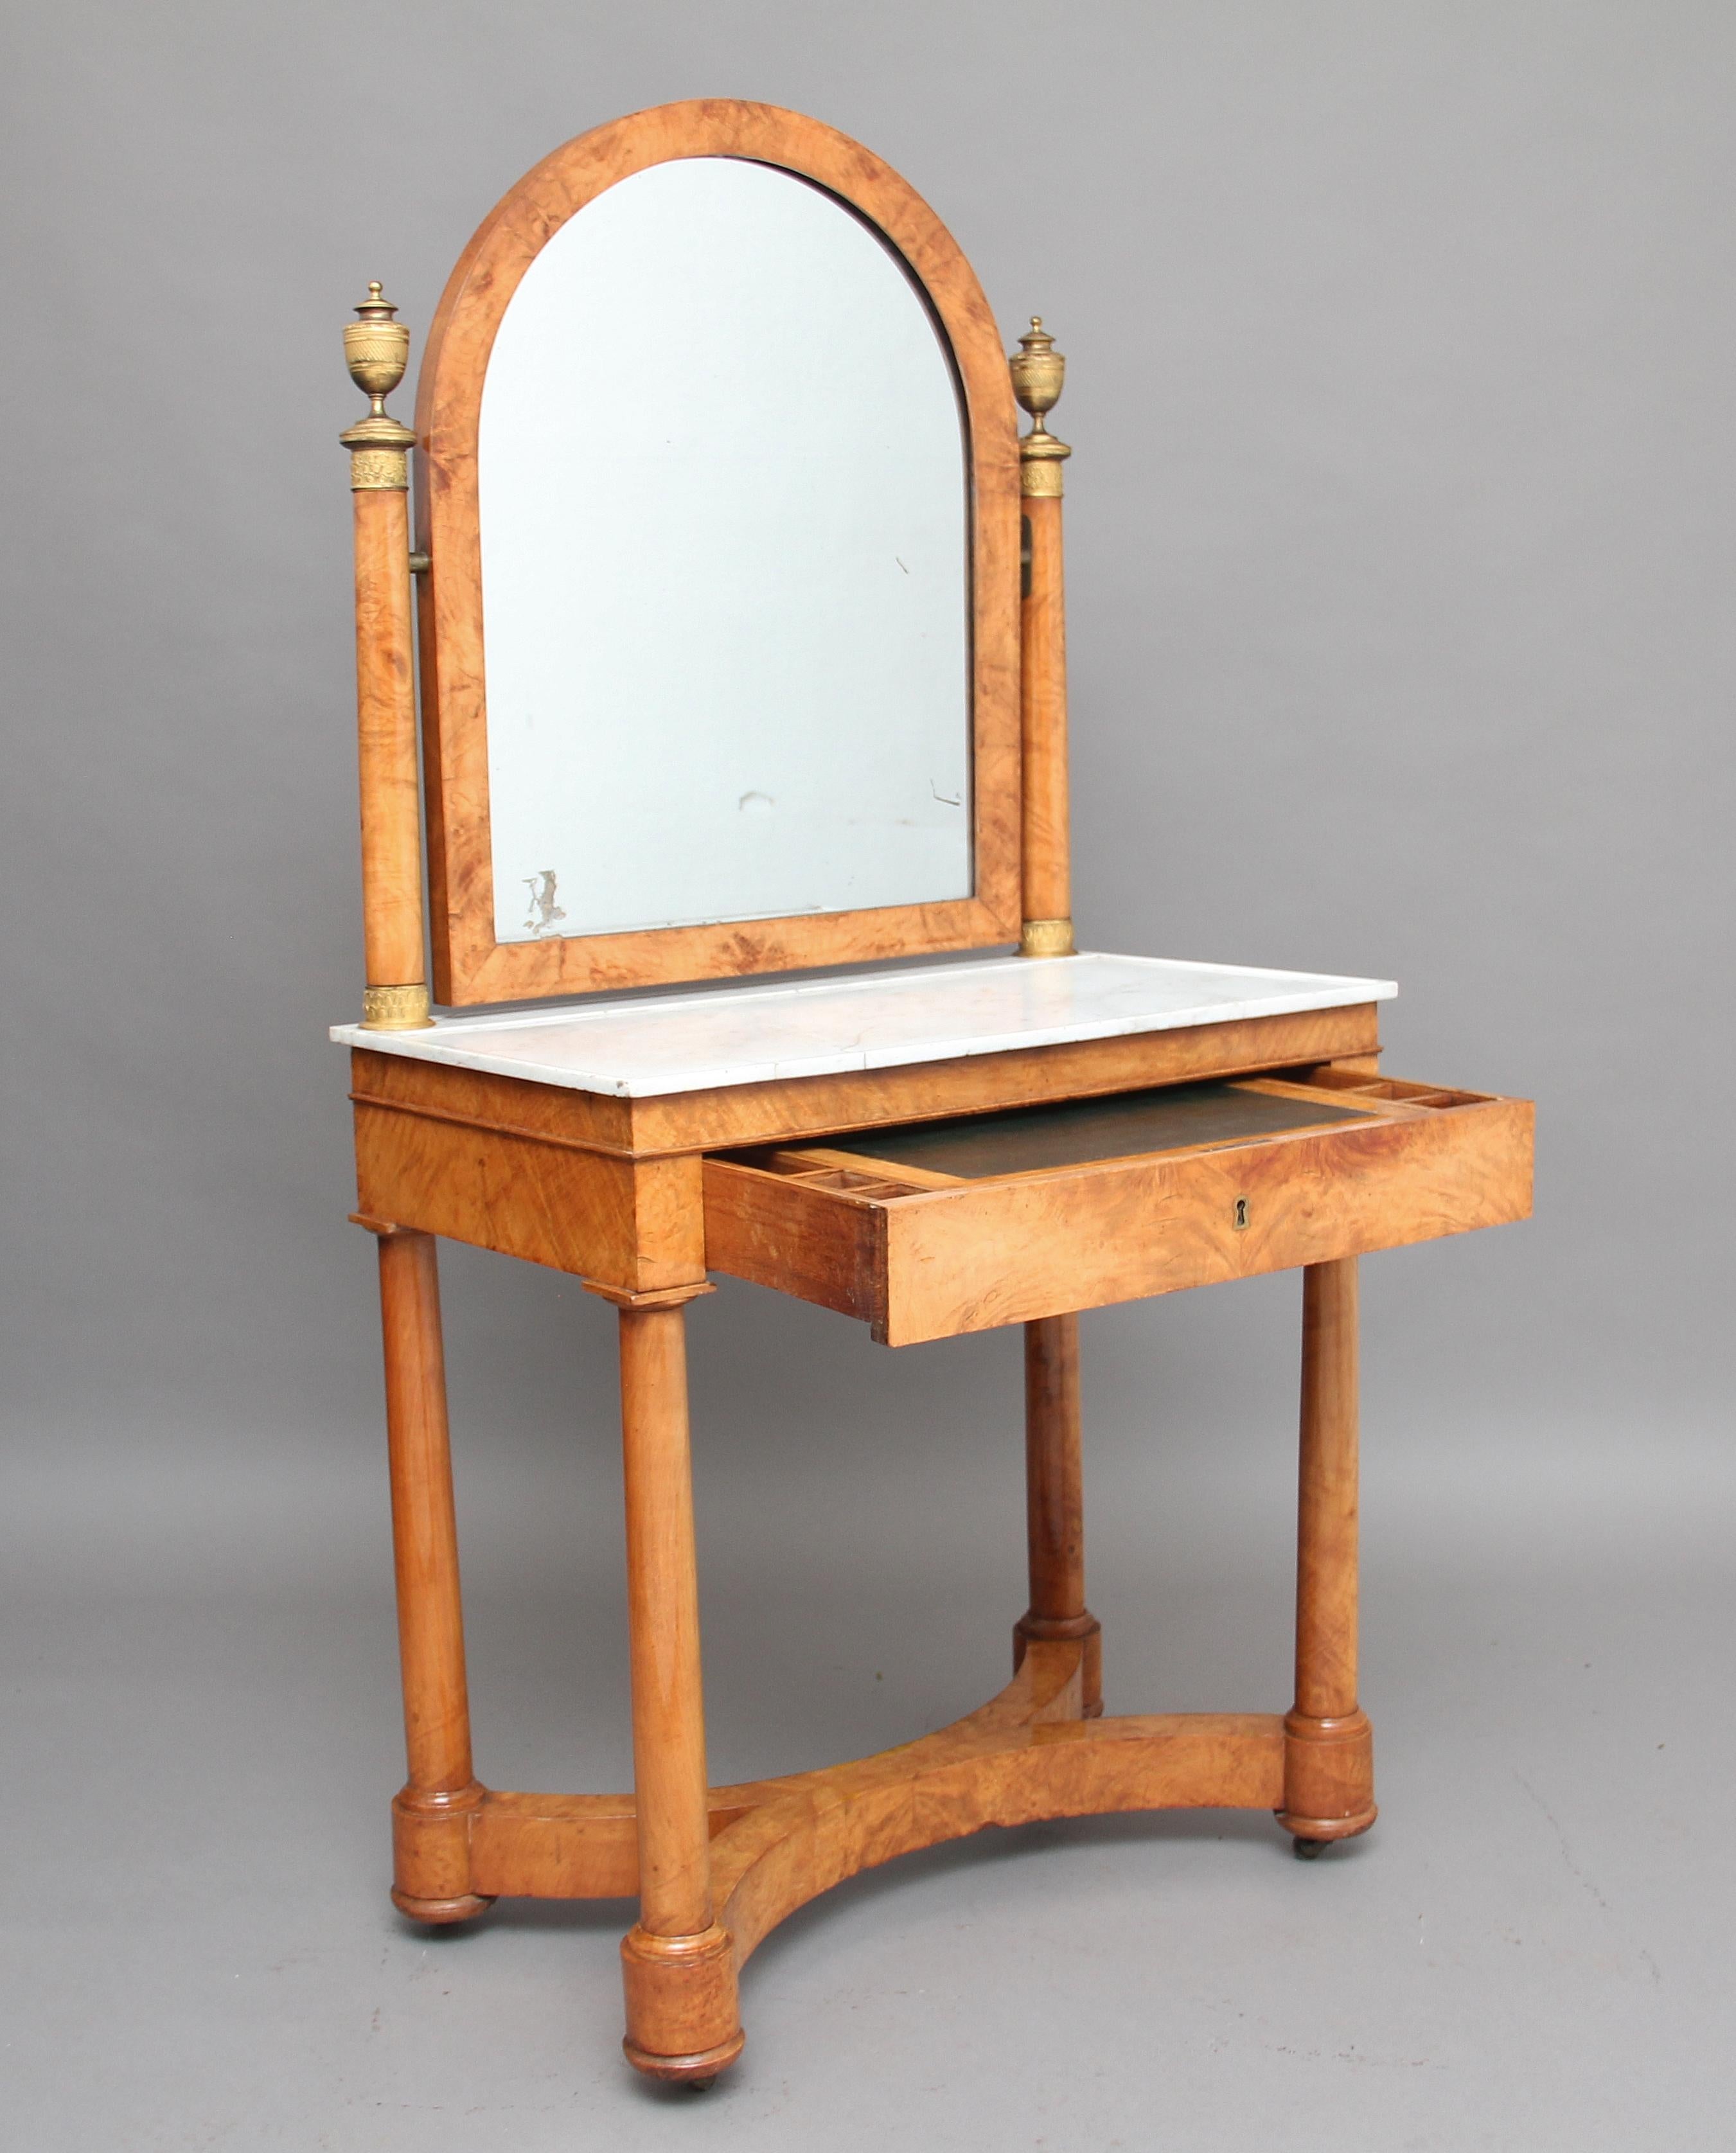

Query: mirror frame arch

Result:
[412,99,1023,1006]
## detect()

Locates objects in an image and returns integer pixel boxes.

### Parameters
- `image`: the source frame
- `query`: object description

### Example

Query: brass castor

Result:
[1293,1836,1327,1860]
[685,2077,717,2094]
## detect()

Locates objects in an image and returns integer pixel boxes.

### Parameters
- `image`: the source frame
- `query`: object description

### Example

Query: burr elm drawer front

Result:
[700,1072,1534,1345]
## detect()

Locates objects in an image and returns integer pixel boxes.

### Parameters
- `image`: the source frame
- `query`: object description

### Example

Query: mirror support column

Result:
[1011,317,1075,961]
[342,283,434,1034]
[1010,324,1097,1715]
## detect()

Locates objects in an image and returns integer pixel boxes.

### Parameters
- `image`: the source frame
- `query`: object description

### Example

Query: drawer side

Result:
[703,1158,889,1327]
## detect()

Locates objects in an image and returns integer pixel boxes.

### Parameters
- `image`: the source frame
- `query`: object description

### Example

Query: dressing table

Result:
[332,100,1532,2087]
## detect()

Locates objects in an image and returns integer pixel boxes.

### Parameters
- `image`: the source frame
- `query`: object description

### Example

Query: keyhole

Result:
[1233,1196,1250,1230]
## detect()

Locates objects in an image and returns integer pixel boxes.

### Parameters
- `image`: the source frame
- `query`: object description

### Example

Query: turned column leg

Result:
[1013,1315,1102,1715]
[1280,1258,1377,1848]
[616,1302,743,2086]
[376,1229,490,1920]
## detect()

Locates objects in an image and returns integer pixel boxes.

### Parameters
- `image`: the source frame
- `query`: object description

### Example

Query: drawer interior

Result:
[722,1071,1492,1189]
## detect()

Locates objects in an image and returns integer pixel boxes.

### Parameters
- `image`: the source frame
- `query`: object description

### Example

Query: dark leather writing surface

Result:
[829,1082,1369,1180]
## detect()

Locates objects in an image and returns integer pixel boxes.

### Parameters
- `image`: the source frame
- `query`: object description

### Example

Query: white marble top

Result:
[330,953,1395,1100]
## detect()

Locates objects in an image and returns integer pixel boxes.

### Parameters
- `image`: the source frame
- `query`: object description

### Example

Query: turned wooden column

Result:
[1008,326,1095,1713]
[1013,1315,1102,1714]
[1010,317,1075,959]
[341,283,433,1035]
[1280,1257,1377,1847]
[376,1228,490,1918]
[614,1298,743,2086]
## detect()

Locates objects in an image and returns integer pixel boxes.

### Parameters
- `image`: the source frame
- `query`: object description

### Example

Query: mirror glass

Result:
[479,156,971,946]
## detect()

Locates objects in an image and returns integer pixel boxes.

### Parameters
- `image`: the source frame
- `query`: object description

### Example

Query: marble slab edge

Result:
[332,966,1397,1100]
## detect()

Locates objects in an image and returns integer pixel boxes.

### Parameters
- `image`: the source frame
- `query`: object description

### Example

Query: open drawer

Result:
[702,1070,1533,1344]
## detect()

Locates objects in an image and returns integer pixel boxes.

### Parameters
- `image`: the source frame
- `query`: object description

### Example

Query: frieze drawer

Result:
[702,1070,1534,1345]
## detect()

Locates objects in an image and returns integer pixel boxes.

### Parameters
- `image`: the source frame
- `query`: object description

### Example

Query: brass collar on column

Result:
[1019,917,1077,958]
[360,982,434,1031]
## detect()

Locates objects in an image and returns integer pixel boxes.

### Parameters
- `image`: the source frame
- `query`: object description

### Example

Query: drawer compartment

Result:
[702,1072,1533,1345]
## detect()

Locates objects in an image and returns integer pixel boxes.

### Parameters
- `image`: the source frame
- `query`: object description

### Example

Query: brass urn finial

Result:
[341,282,416,491]
[1009,316,1071,498]
[1011,317,1064,424]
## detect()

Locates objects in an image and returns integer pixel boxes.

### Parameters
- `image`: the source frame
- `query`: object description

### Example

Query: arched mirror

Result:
[416,108,1020,1004]
[481,157,971,946]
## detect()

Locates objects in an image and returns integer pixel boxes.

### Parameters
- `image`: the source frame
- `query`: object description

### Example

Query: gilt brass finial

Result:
[340,282,416,490]
[1011,317,1064,420]
[1010,316,1071,499]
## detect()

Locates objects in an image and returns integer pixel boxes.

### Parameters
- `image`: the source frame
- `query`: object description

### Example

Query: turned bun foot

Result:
[1275,1799,1377,1848]
[621,1922,743,2085]
[390,1888,496,1924]
[621,2031,745,2086]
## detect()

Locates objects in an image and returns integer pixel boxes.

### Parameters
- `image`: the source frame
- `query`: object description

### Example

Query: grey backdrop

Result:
[4,5,1731,2149]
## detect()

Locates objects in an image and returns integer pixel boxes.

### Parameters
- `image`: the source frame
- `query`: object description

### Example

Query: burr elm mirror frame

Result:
[408,104,1023,1007]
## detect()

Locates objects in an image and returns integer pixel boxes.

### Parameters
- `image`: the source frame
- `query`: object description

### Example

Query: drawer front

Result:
[703,1077,1532,1345]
